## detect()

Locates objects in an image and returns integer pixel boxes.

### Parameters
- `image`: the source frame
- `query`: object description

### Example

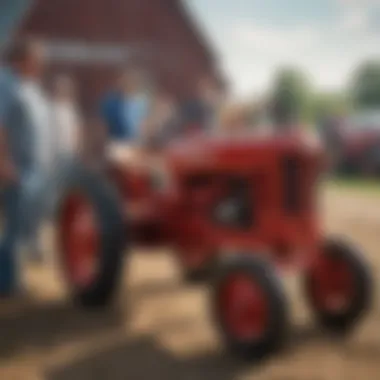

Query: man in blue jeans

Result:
[0,38,51,295]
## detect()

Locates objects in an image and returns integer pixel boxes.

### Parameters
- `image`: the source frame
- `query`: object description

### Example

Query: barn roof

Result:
[175,0,219,68]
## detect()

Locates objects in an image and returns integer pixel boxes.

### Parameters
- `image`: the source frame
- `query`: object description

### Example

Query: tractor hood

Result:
[165,130,323,172]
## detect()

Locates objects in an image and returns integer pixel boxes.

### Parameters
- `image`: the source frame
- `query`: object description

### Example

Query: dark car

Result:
[320,111,380,176]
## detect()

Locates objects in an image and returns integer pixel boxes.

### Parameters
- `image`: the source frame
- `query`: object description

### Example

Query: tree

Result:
[350,60,380,109]
[269,67,312,125]
[311,92,351,121]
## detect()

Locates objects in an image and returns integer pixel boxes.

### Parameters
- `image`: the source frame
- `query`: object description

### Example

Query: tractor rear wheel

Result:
[212,255,289,360]
[56,165,126,308]
[304,238,372,335]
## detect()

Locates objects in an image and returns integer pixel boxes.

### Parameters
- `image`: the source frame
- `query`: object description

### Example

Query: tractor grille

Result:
[282,156,302,214]
[212,177,254,229]
[185,174,255,229]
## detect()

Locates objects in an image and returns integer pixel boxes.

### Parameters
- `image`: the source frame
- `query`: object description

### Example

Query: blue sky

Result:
[185,0,380,98]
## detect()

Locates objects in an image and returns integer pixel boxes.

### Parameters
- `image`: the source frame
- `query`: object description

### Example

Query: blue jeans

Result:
[0,158,77,293]
[0,184,22,294]
[50,155,77,209]
[20,169,52,259]
[0,169,51,293]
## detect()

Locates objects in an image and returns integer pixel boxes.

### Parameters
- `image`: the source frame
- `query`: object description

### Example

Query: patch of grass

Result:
[326,177,380,194]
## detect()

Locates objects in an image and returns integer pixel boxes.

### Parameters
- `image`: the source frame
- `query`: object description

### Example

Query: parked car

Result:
[320,110,380,176]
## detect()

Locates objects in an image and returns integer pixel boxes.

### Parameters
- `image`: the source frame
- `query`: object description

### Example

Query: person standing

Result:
[50,75,82,161]
[179,75,226,134]
[49,74,82,194]
[218,103,251,136]
[0,38,52,294]
[141,90,178,149]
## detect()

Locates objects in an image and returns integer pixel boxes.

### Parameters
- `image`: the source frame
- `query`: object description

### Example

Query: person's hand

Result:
[107,143,148,173]
[0,160,18,185]
[107,143,138,163]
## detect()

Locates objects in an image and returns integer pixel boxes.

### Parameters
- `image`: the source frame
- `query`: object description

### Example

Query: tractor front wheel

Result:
[304,238,372,335]
[212,255,289,360]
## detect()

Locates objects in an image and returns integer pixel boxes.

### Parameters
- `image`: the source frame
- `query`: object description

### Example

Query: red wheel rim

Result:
[218,274,268,341]
[59,192,99,288]
[310,254,354,312]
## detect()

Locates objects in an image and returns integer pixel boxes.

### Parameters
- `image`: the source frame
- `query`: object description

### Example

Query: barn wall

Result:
[17,0,218,113]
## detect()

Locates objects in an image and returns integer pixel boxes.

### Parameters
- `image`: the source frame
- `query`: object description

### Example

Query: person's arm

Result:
[0,130,17,183]
[139,98,159,144]
[0,81,18,184]
[70,104,84,156]
[99,94,116,139]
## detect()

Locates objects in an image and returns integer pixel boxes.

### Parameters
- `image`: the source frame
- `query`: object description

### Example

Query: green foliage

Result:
[255,59,380,128]
[269,67,312,124]
[350,60,380,109]
[311,92,351,121]
[327,178,380,194]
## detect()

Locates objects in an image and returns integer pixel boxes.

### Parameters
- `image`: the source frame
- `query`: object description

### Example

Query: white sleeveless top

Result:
[18,80,54,172]
[51,100,81,157]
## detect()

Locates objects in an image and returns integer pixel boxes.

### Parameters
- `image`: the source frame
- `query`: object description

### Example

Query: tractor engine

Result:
[165,132,323,265]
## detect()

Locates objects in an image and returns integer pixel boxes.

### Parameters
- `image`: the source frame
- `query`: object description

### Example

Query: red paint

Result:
[59,193,99,288]
[103,131,323,273]
[308,252,354,312]
[218,274,268,340]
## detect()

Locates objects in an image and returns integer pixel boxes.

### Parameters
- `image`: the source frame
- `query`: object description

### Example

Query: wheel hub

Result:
[219,274,268,340]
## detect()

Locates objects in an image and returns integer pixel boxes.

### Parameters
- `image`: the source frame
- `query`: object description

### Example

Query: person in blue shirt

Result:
[101,65,150,144]
[179,75,226,134]
[0,38,51,296]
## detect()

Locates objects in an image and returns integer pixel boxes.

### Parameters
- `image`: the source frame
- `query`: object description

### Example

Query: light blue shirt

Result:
[0,67,35,175]
[123,95,149,141]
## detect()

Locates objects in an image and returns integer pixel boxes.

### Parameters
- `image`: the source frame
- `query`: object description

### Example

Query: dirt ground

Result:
[1,186,380,380]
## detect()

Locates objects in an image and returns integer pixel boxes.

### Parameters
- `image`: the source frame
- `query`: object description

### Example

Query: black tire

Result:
[212,255,289,360]
[56,163,127,309]
[304,238,373,335]
[359,145,380,178]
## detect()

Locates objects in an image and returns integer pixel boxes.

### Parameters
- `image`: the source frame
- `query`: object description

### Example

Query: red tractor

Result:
[55,130,372,360]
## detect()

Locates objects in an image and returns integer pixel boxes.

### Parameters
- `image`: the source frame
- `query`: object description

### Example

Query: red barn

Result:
[2,0,221,113]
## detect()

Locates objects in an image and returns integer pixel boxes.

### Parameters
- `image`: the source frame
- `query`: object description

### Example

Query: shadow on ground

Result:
[44,321,335,380]
[45,336,246,380]
[0,299,123,359]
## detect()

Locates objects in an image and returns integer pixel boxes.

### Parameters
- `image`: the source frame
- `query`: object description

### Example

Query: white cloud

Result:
[338,7,369,32]
[336,0,380,5]
[185,0,380,98]
[335,0,380,33]
[222,18,380,98]
[232,24,319,57]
